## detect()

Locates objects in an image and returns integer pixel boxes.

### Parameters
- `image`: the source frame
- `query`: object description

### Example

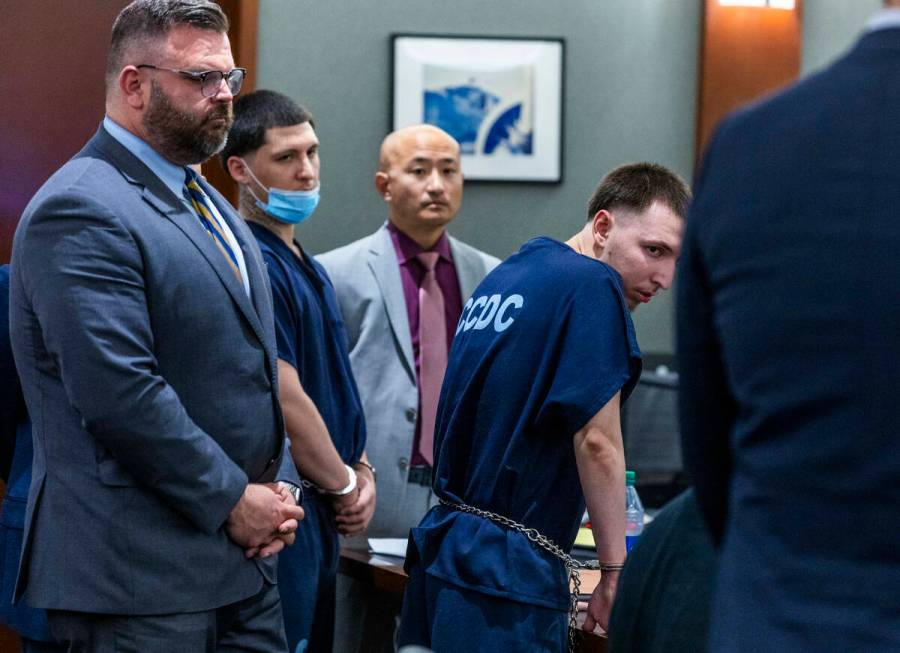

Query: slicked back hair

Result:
[587,162,691,222]
[106,0,228,88]
[220,90,315,165]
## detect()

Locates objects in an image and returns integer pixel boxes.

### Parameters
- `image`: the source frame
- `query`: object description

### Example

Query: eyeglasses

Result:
[136,64,246,98]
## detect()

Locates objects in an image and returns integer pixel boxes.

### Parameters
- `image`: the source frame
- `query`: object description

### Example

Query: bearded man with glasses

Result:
[8,2,304,651]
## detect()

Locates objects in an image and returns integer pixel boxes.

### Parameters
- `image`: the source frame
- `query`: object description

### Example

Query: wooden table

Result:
[339,548,608,653]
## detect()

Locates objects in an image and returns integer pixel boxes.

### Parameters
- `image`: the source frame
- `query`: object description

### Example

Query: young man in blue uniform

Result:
[223,90,375,653]
[397,163,690,652]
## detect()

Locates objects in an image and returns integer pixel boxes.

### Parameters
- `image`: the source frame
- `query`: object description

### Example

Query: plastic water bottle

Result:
[625,470,644,552]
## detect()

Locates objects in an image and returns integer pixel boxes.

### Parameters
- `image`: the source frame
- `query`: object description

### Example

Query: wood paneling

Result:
[0,1,258,264]
[202,0,259,205]
[0,1,130,264]
[696,0,802,166]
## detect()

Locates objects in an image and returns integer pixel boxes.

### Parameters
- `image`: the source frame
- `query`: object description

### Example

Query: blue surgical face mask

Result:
[241,159,320,225]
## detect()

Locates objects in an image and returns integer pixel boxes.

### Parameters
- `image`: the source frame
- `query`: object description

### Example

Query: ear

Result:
[591,209,614,249]
[226,155,250,184]
[374,171,391,201]
[119,66,147,110]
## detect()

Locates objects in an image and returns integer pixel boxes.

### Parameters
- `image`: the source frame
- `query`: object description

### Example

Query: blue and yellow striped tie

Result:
[184,169,243,283]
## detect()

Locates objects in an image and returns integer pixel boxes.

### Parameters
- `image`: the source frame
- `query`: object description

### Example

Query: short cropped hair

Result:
[220,90,315,165]
[587,162,691,221]
[107,0,229,87]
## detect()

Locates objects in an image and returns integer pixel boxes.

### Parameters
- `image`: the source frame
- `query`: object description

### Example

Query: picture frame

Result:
[391,34,565,183]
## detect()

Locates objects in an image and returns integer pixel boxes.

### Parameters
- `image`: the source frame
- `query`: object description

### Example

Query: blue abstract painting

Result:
[422,64,534,156]
[484,104,533,155]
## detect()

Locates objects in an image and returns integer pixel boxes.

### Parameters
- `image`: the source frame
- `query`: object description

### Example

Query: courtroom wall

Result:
[256,0,885,357]
[802,0,881,75]
[257,0,702,355]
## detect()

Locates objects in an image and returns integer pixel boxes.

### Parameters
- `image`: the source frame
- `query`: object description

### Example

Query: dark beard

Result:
[143,81,232,165]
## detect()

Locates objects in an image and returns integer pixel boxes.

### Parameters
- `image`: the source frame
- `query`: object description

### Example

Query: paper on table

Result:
[572,569,601,598]
[574,527,595,549]
[367,537,408,558]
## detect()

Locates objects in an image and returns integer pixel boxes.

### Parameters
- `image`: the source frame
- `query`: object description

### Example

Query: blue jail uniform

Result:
[249,224,366,653]
[398,237,641,652]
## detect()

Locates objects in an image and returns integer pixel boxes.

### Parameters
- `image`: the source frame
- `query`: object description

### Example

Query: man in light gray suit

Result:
[9,2,304,651]
[318,124,499,539]
[318,124,498,652]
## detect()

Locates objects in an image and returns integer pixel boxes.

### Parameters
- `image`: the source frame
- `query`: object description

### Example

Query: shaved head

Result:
[374,123,463,248]
[379,124,459,172]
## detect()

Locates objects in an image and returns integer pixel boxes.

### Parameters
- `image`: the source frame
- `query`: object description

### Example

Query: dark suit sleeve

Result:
[275,438,300,486]
[0,266,19,483]
[18,191,247,534]
[676,126,738,546]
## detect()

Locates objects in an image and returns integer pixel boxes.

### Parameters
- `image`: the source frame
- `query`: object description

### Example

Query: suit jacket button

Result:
[398,457,409,470]
[405,408,416,423]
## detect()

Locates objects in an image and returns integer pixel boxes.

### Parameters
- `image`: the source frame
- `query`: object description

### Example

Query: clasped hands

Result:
[226,482,305,559]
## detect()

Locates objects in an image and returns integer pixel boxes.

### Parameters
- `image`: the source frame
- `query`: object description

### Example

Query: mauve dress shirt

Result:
[387,221,463,466]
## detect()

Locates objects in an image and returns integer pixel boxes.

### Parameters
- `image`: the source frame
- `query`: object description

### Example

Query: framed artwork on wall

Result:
[391,34,565,183]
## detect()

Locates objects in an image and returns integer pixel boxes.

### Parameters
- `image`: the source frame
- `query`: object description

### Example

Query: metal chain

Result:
[439,498,598,653]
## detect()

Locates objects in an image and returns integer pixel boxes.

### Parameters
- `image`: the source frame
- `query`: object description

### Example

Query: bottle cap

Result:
[626,470,636,485]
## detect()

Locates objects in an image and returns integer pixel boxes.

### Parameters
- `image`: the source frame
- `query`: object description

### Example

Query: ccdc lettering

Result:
[455,293,524,334]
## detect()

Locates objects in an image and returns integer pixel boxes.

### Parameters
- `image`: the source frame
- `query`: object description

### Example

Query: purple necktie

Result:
[416,252,447,466]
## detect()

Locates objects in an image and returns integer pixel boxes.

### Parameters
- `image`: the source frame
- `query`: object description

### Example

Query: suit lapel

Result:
[90,127,268,349]
[145,186,268,348]
[367,226,416,382]
[200,180,271,340]
[201,184,283,438]
[450,236,483,301]
[241,237,272,327]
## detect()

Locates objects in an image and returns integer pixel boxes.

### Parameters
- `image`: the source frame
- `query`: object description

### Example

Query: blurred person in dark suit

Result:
[678,2,900,650]
[608,489,715,653]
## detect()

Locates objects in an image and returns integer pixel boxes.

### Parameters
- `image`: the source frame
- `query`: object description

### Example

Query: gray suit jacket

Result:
[317,224,499,537]
[9,126,297,615]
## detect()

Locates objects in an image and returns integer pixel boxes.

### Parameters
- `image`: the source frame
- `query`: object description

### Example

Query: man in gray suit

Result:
[318,124,498,652]
[9,2,304,651]
[318,124,499,540]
